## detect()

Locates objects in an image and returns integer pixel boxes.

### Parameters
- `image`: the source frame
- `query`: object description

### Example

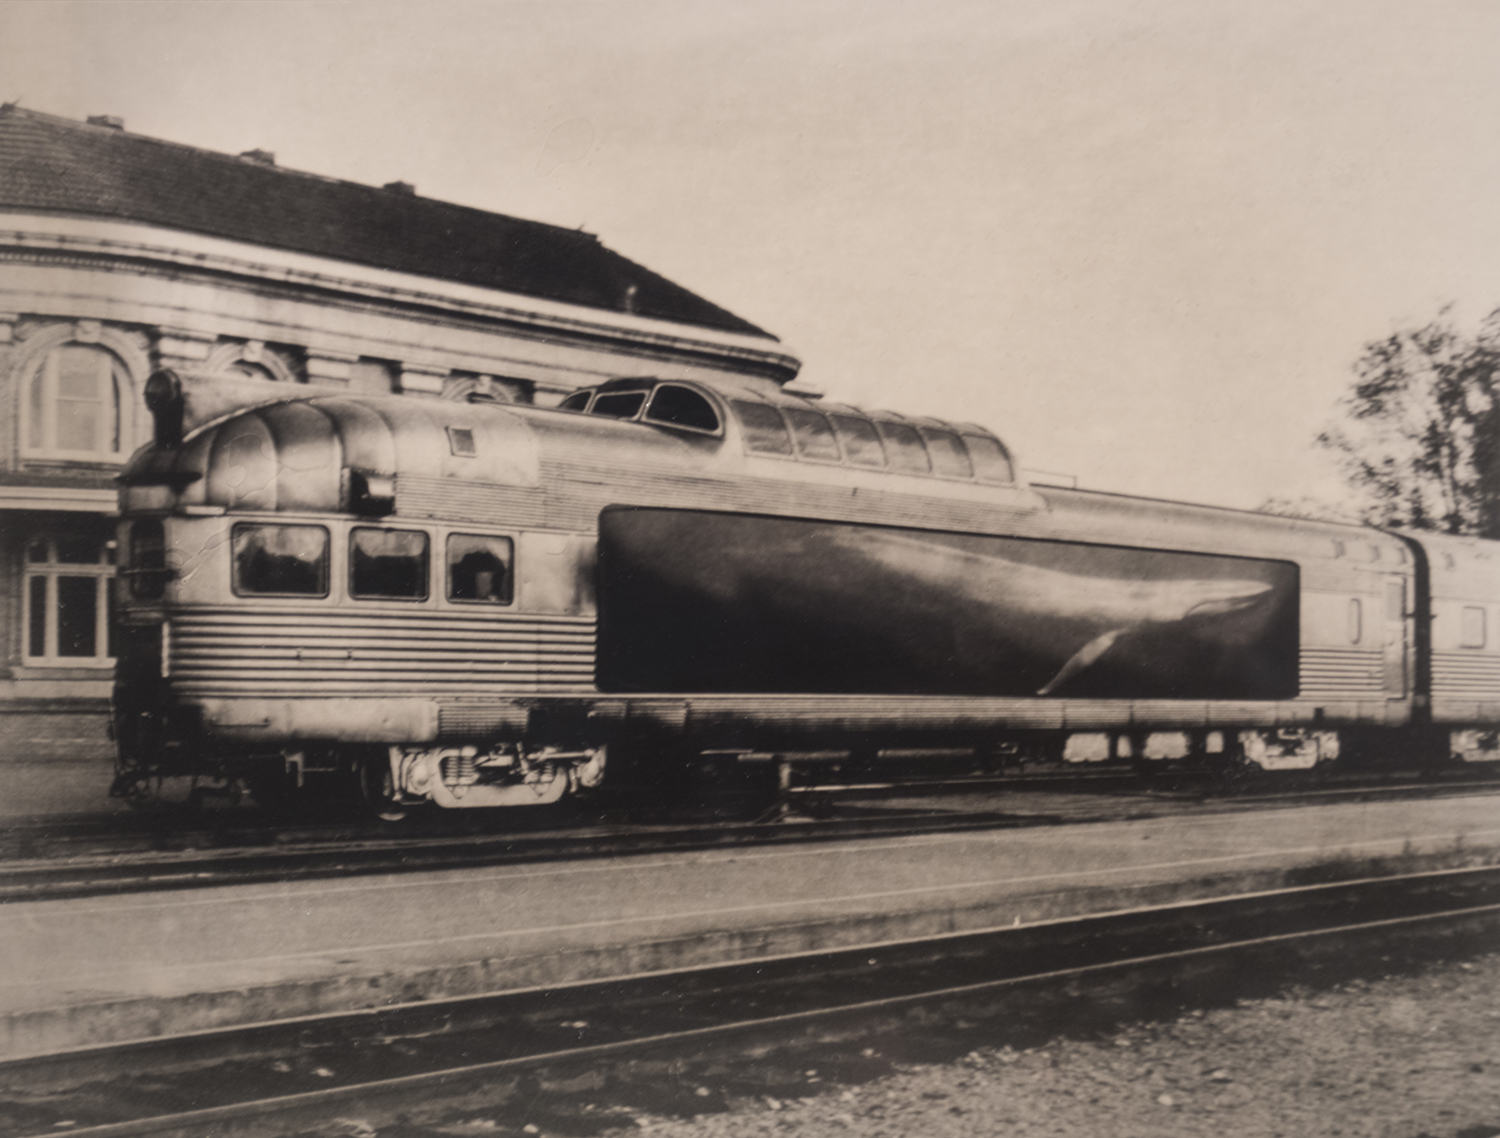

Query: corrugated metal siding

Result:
[539,458,1038,536]
[1298,647,1384,695]
[397,476,550,528]
[169,607,595,696]
[1432,652,1500,698]
[436,702,529,736]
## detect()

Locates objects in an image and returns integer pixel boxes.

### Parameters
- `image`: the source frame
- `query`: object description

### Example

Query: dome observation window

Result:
[785,408,841,462]
[962,434,1015,484]
[644,384,720,433]
[590,391,648,419]
[874,420,931,473]
[918,428,974,479]
[731,401,794,455]
[829,414,886,467]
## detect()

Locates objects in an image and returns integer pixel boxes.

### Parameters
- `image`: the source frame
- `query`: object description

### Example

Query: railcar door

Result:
[1383,575,1408,697]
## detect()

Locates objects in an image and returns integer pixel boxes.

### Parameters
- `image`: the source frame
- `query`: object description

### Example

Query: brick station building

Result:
[0,105,797,761]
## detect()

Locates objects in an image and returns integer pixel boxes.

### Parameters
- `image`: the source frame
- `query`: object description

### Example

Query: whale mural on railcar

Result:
[596,508,1300,700]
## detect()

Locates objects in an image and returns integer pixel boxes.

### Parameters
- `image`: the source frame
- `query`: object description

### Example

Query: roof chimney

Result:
[87,115,125,131]
[238,149,276,166]
[383,181,416,195]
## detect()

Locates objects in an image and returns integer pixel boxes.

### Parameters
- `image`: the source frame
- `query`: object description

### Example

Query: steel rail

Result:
[8,864,1500,1138]
[0,808,1034,905]
[2,772,1495,906]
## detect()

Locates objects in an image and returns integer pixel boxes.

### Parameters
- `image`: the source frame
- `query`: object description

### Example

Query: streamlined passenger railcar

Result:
[110,371,1500,813]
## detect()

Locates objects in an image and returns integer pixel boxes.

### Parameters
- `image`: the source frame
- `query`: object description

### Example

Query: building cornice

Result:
[0,486,117,513]
[0,212,801,381]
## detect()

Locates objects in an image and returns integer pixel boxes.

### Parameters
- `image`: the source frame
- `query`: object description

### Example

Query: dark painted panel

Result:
[597,508,1299,699]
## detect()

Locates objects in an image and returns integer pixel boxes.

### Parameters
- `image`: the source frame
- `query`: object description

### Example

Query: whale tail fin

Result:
[1038,629,1124,696]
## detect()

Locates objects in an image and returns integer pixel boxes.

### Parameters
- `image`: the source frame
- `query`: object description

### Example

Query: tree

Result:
[1313,306,1500,538]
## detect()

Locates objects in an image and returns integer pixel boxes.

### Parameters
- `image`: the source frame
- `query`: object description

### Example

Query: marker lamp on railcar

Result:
[143,369,184,449]
[346,468,396,516]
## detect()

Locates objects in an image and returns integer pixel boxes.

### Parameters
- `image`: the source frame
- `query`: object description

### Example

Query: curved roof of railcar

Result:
[122,394,546,513]
[1403,530,1500,601]
[120,384,1447,578]
[120,380,1023,513]
[1032,484,1417,566]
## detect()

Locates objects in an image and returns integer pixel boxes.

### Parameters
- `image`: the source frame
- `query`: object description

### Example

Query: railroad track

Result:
[5,863,1499,1137]
[2,768,1497,905]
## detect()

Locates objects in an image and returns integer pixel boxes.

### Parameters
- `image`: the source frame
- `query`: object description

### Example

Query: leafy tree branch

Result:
[1308,305,1500,537]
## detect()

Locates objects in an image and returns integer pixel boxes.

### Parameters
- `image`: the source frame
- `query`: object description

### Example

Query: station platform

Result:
[2,791,1499,1061]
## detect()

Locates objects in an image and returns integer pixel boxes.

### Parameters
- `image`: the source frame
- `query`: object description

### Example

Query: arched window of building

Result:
[23,344,131,461]
[202,340,301,385]
[22,530,116,666]
[226,359,279,382]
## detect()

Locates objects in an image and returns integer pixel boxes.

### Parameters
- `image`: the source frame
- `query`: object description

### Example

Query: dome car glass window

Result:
[875,421,931,473]
[558,391,592,412]
[351,528,429,600]
[731,401,794,455]
[645,385,720,433]
[589,391,647,419]
[785,408,841,462]
[232,524,329,597]
[448,534,514,605]
[963,435,1015,484]
[920,429,974,478]
[830,415,885,466]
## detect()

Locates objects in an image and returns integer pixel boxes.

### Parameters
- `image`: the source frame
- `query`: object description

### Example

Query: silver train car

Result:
[111,371,1500,813]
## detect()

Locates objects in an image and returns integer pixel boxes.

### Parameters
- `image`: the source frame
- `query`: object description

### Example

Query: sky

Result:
[4,0,1500,510]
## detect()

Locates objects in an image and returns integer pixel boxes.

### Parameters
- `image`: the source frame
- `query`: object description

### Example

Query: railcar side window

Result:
[1461,606,1487,648]
[963,435,1015,484]
[645,385,720,433]
[558,390,592,412]
[231,524,329,597]
[785,408,841,462]
[920,428,974,478]
[447,534,514,605]
[590,391,647,419]
[830,414,885,466]
[351,528,430,600]
[731,401,794,455]
[1348,598,1362,644]
[875,421,931,473]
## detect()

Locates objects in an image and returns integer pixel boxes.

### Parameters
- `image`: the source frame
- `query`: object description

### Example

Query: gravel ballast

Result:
[599,953,1500,1138]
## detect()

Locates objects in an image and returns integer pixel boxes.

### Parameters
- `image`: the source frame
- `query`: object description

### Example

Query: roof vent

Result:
[239,149,276,165]
[87,115,124,130]
[383,181,416,195]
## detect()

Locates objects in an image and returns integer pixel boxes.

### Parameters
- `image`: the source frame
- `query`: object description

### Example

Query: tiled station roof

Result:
[0,105,772,338]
